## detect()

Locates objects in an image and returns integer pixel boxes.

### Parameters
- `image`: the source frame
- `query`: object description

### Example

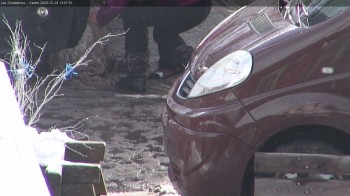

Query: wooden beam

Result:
[62,163,101,184]
[62,184,96,196]
[255,152,350,174]
[42,166,62,196]
[255,178,350,196]
[94,170,108,196]
[64,141,106,163]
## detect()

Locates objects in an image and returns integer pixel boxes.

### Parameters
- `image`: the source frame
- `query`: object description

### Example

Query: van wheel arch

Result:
[240,125,350,196]
[259,125,350,153]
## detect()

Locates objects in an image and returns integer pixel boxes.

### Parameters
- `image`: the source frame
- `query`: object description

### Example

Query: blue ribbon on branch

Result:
[17,58,34,79]
[64,63,77,80]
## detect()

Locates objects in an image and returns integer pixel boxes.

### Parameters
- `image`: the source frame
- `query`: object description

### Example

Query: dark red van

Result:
[163,0,350,195]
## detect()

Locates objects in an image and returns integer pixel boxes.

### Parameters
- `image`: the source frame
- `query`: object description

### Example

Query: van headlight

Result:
[188,50,253,98]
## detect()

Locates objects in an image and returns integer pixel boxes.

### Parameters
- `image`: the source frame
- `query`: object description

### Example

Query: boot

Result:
[116,73,147,92]
[149,45,194,79]
[116,51,149,92]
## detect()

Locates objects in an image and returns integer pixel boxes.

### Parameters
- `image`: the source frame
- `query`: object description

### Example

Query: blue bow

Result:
[64,63,77,80]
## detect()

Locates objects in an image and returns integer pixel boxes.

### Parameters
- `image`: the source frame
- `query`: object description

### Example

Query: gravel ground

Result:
[37,6,233,195]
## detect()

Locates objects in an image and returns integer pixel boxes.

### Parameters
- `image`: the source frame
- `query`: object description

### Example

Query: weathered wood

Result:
[255,178,350,196]
[64,141,106,163]
[42,140,107,196]
[62,184,96,196]
[42,166,62,196]
[255,152,350,174]
[62,163,101,184]
[43,160,107,196]
[46,172,62,196]
[254,152,350,196]
[94,171,108,196]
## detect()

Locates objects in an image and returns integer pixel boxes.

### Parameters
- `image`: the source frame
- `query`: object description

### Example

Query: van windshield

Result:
[280,0,349,27]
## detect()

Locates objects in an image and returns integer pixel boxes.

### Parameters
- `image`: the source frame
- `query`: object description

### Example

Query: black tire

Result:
[274,139,341,154]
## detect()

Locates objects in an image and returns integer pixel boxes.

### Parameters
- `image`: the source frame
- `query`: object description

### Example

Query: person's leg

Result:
[117,7,150,92]
[152,0,212,75]
[155,33,189,71]
[122,6,149,55]
[121,21,149,75]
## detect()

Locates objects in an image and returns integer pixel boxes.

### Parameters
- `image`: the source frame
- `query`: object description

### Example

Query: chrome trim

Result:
[176,71,196,99]
[249,13,277,35]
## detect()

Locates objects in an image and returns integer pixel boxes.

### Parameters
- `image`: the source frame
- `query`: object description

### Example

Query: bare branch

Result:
[3,15,125,128]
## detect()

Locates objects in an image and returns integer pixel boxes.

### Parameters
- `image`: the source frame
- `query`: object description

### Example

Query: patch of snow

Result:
[29,127,75,173]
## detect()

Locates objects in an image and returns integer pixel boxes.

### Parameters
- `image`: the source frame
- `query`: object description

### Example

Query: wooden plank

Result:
[255,152,350,174]
[62,163,101,184]
[46,171,62,196]
[255,178,350,196]
[62,184,96,196]
[64,141,106,163]
[94,170,108,196]
[42,166,62,196]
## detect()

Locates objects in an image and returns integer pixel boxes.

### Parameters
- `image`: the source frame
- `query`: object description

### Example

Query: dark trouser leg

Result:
[154,30,193,71]
[121,8,149,74]
[154,32,187,69]
[124,26,148,55]
[116,8,150,92]
[121,26,149,74]
[152,3,212,69]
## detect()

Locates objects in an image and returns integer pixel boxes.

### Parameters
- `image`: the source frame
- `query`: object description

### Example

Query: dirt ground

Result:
[37,6,235,195]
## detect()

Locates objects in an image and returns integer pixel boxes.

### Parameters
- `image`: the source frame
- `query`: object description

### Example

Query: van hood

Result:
[189,0,298,78]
